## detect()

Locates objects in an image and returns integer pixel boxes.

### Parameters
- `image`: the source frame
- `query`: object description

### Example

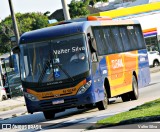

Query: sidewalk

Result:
[0,96,25,112]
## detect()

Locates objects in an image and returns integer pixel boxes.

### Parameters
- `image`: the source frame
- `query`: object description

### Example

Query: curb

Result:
[11,111,28,118]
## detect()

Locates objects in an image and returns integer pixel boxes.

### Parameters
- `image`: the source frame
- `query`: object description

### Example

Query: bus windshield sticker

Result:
[54,68,60,78]
[53,58,60,63]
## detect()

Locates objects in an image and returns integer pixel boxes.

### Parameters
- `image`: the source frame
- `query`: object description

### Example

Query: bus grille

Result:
[40,98,78,111]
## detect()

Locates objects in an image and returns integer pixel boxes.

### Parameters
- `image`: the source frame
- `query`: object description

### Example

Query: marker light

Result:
[77,80,92,95]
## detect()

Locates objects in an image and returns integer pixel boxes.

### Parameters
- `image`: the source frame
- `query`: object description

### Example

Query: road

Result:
[0,71,160,131]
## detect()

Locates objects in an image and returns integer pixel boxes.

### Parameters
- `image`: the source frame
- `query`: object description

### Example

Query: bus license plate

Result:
[52,99,64,105]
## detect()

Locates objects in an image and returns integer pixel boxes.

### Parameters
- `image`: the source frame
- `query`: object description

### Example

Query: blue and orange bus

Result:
[16,19,150,119]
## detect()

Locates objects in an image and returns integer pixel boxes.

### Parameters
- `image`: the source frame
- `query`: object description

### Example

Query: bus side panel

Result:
[105,51,139,97]
[91,57,108,102]
[138,49,151,88]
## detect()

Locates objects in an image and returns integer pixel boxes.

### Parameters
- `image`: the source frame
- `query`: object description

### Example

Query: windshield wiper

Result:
[52,63,74,82]
[38,52,74,85]
[38,59,53,84]
[52,50,74,82]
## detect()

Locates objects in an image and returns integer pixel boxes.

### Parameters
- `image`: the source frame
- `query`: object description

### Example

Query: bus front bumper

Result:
[25,92,96,113]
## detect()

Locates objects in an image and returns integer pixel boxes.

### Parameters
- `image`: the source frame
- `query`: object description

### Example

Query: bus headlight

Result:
[24,92,39,101]
[77,80,92,95]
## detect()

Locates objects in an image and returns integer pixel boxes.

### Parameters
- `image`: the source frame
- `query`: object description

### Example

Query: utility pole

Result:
[61,0,71,21]
[8,0,20,45]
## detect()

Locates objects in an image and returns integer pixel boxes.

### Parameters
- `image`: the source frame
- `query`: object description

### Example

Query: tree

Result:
[82,0,108,7]
[69,0,90,19]
[69,0,108,19]
[44,11,51,16]
[0,12,48,54]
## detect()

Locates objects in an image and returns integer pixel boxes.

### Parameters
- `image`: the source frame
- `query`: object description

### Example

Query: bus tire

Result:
[129,75,139,100]
[77,105,85,109]
[96,90,108,110]
[121,93,130,102]
[43,110,55,120]
[85,104,94,109]
[153,60,159,67]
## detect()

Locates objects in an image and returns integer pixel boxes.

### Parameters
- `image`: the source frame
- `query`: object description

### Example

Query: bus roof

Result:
[48,16,112,27]
[20,20,139,44]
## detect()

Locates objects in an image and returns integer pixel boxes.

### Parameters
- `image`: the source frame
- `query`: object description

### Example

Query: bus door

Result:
[87,33,105,101]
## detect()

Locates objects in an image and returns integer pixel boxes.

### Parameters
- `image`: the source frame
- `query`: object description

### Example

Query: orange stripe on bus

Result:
[27,79,86,100]
[106,51,138,97]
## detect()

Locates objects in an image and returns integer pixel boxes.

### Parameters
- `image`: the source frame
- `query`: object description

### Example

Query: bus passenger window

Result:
[110,26,124,52]
[103,27,115,54]
[135,25,146,49]
[127,26,138,50]
[119,26,131,51]
[92,29,108,55]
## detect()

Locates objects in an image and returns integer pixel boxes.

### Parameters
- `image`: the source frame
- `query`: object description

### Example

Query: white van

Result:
[147,51,160,67]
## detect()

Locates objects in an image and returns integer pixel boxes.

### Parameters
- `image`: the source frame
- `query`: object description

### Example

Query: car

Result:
[0,86,8,101]
[4,74,23,98]
[147,51,160,67]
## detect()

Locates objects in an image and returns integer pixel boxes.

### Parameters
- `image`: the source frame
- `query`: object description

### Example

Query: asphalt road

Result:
[0,71,160,132]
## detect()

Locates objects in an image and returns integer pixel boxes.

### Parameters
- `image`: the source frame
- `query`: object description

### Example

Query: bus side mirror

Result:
[91,38,97,52]
[9,54,14,68]
[9,46,20,68]
[12,46,20,54]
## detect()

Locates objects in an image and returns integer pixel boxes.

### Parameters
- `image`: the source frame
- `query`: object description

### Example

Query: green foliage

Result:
[69,0,108,18]
[69,0,90,19]
[0,12,48,54]
[97,98,160,125]
[82,0,108,7]
[44,11,51,16]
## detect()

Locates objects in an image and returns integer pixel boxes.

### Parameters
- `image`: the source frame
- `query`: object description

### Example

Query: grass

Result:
[89,98,160,129]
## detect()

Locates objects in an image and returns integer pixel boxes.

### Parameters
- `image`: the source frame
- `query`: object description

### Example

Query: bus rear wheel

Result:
[121,75,139,102]
[43,110,55,120]
[129,75,139,100]
[96,90,108,110]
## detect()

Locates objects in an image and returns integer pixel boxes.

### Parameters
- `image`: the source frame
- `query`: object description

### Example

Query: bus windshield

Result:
[20,34,89,83]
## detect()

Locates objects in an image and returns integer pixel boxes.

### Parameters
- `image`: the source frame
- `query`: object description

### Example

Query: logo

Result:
[2,124,11,130]
[1,124,42,130]
[111,59,124,69]
[54,68,60,78]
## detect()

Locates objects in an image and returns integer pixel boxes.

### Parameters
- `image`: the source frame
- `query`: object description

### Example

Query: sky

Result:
[0,0,72,20]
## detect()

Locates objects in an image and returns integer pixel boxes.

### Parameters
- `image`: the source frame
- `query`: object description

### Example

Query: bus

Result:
[15,20,150,119]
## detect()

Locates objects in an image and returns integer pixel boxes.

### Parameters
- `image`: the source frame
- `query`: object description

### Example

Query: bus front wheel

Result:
[43,110,55,120]
[96,90,108,110]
